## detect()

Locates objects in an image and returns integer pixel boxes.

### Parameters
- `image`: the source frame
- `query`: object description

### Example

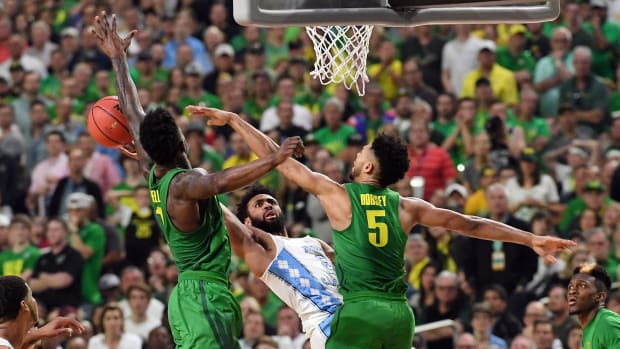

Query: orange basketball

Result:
[87,96,132,148]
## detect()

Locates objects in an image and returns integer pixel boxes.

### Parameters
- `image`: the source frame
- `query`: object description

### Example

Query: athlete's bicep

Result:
[401,197,471,232]
[221,204,273,275]
[277,159,342,197]
[174,170,218,200]
[221,204,253,259]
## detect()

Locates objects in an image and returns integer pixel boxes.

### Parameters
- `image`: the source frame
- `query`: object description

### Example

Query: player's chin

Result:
[567,305,579,315]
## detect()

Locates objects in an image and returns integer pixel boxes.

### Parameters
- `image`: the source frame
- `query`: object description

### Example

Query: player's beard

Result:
[251,216,286,236]
[349,164,360,182]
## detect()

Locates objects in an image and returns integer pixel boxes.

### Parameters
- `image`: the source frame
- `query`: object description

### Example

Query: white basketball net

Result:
[305,25,374,96]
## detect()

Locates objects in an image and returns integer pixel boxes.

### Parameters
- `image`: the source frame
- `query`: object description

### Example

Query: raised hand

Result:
[24,316,84,347]
[91,11,136,58]
[531,235,577,264]
[186,105,235,127]
[117,142,139,160]
[275,137,304,163]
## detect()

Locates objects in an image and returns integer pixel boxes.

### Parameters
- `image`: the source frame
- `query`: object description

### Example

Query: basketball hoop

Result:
[235,0,562,96]
[305,25,374,96]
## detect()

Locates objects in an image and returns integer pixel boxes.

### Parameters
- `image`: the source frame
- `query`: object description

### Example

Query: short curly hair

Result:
[573,262,612,292]
[371,133,410,187]
[0,275,28,322]
[139,107,182,166]
[236,185,276,222]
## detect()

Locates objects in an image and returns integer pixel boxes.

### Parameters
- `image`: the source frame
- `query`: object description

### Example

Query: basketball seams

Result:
[87,96,132,147]
[89,107,124,146]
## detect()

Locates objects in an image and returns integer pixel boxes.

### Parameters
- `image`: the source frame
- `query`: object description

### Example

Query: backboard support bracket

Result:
[233,0,560,27]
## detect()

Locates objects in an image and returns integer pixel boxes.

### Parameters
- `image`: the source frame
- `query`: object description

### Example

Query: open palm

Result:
[91,11,136,58]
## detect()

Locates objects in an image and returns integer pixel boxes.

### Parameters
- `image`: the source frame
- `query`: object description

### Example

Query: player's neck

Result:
[154,163,176,177]
[578,306,603,329]
[0,320,23,348]
[356,175,380,187]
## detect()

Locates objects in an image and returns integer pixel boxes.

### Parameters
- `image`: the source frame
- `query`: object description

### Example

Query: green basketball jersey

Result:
[148,166,231,277]
[582,308,620,349]
[333,183,407,296]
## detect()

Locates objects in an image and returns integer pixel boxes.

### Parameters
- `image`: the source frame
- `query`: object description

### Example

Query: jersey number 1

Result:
[155,206,164,224]
[367,210,388,247]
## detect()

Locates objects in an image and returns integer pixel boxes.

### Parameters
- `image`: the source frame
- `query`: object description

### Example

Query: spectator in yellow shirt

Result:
[461,41,519,106]
[465,165,497,216]
[368,40,402,102]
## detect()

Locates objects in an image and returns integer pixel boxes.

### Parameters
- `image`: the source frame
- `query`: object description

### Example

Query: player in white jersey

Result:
[221,185,342,349]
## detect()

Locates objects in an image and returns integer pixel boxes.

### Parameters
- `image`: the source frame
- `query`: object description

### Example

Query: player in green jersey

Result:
[568,263,620,349]
[92,14,302,348]
[189,105,577,349]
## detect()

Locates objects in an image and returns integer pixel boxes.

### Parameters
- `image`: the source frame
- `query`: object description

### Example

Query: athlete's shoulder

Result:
[602,308,620,324]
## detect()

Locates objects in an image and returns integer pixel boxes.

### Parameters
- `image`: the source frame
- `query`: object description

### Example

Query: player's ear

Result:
[363,161,374,174]
[596,290,607,306]
[244,217,253,226]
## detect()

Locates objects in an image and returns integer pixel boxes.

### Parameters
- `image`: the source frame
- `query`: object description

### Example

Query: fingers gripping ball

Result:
[87,96,132,147]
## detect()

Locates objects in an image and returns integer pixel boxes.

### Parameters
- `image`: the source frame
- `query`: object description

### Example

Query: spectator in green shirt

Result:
[66,192,106,307]
[495,24,537,87]
[441,97,476,167]
[581,0,620,81]
[512,89,551,151]
[0,215,40,280]
[177,63,222,111]
[312,97,357,157]
[559,180,611,235]
[432,93,457,142]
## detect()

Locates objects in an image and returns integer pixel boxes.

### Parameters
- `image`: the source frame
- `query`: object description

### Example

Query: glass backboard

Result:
[233,0,560,26]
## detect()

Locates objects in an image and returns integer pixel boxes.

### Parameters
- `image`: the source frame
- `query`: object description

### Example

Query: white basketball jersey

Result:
[260,235,342,342]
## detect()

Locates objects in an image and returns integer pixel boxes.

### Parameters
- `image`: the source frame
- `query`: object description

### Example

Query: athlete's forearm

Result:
[220,204,251,259]
[110,55,155,172]
[456,215,534,248]
[208,154,280,195]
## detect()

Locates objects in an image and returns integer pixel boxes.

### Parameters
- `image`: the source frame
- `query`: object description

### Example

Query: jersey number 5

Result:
[367,210,388,247]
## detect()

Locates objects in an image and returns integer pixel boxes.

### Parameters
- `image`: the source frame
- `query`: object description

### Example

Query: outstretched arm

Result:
[174,137,302,200]
[21,317,84,349]
[401,197,576,263]
[92,13,190,173]
[187,106,343,197]
[220,204,273,276]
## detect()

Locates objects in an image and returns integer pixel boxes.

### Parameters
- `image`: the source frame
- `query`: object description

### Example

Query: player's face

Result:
[246,194,285,235]
[19,285,38,331]
[567,274,602,315]
[350,144,373,180]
